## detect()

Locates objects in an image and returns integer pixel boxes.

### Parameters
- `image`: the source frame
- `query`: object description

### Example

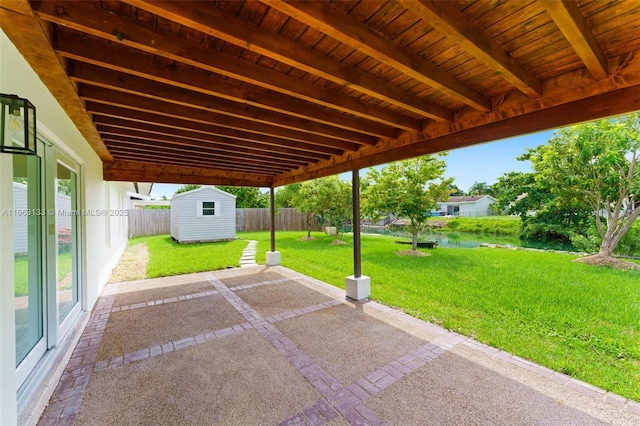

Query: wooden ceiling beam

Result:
[103,136,300,170]
[0,5,111,161]
[94,119,329,162]
[88,107,343,157]
[98,126,315,167]
[120,0,452,121]
[103,161,273,187]
[80,88,361,152]
[396,0,541,98]
[265,0,491,110]
[32,1,419,132]
[69,62,375,147]
[106,151,279,176]
[55,31,396,139]
[273,68,640,186]
[107,152,276,175]
[541,0,608,80]
[105,141,290,173]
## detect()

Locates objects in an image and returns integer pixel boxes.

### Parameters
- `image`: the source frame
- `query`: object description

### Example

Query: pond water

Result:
[345,225,576,252]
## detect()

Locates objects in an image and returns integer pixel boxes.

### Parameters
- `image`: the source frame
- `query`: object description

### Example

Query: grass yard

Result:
[14,252,72,296]
[132,235,247,278]
[240,231,640,401]
[14,256,28,297]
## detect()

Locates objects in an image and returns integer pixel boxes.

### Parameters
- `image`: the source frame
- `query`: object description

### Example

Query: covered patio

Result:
[3,0,640,423]
[37,266,640,425]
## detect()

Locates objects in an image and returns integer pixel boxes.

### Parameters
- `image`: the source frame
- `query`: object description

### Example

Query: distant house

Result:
[437,195,497,217]
[170,186,236,243]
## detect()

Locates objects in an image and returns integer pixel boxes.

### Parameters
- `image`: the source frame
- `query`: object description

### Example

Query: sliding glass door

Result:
[14,146,45,386]
[12,142,83,390]
[53,153,80,334]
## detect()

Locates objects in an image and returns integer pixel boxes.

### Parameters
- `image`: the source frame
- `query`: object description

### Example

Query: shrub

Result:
[570,221,640,256]
[57,227,72,251]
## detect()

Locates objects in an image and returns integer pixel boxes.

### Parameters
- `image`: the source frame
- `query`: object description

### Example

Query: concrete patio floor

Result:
[39,265,640,425]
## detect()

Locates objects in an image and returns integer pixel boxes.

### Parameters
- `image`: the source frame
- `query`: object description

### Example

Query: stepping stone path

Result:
[240,240,258,268]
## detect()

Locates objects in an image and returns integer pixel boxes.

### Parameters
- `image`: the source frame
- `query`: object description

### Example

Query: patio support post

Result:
[353,169,362,278]
[266,186,280,266]
[345,169,370,300]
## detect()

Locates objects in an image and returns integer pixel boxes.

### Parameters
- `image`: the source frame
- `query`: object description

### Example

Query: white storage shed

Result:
[170,186,237,243]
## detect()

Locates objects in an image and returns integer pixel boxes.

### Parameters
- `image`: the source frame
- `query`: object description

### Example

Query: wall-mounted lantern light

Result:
[1,93,36,155]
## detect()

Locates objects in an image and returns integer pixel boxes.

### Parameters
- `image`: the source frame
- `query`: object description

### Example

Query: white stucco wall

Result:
[0,29,130,424]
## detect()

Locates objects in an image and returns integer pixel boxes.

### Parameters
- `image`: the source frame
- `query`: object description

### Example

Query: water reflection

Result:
[345,225,576,252]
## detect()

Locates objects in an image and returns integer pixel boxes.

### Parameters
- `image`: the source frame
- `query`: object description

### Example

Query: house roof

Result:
[170,185,236,201]
[442,195,496,204]
[2,1,640,188]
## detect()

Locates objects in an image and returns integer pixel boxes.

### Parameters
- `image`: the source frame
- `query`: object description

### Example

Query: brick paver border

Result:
[39,268,640,425]
[39,296,114,425]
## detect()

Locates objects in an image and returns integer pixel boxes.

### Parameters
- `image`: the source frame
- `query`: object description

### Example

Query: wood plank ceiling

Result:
[2,0,640,187]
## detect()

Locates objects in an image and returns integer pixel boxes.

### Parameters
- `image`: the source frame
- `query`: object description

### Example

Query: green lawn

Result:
[239,231,640,401]
[14,256,28,297]
[133,235,247,278]
[15,252,72,296]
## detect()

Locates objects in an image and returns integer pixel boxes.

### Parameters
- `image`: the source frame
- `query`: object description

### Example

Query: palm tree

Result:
[468,181,494,196]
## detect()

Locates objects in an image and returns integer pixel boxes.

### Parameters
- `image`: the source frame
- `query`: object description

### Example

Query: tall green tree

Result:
[274,183,301,208]
[174,184,268,208]
[363,156,453,251]
[468,181,493,196]
[217,186,269,208]
[291,180,321,238]
[449,183,465,196]
[316,176,352,236]
[525,114,640,257]
[174,184,201,195]
[291,176,352,238]
[492,172,540,216]
[492,172,592,243]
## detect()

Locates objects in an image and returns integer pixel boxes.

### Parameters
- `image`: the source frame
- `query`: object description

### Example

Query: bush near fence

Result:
[128,207,322,237]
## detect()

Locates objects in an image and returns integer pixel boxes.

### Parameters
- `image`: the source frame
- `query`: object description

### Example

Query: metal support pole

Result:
[270,186,276,253]
[352,169,362,278]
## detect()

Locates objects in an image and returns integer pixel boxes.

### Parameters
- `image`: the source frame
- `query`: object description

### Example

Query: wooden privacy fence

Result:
[128,209,171,238]
[236,208,323,232]
[128,207,321,237]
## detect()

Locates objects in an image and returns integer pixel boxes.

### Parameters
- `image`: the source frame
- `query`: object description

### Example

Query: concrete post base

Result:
[266,251,281,266]
[345,275,370,300]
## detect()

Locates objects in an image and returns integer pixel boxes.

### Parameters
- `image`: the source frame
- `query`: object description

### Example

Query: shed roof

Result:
[2,1,640,187]
[170,185,236,201]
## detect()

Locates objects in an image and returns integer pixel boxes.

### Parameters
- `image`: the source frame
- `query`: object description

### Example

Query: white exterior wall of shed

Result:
[13,183,73,255]
[0,30,131,424]
[170,196,181,240]
[171,187,236,243]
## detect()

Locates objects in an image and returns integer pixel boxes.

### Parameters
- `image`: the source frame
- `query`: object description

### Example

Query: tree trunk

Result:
[598,222,623,257]
[412,232,418,251]
[598,236,616,257]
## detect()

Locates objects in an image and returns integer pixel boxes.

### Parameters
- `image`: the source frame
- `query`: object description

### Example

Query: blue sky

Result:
[442,130,553,193]
[149,130,554,199]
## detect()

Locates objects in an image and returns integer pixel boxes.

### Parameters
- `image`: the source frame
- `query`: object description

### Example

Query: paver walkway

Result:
[240,240,258,268]
[39,266,640,425]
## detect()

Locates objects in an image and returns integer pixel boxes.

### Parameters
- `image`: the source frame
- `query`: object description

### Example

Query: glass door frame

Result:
[44,146,83,347]
[14,139,47,388]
